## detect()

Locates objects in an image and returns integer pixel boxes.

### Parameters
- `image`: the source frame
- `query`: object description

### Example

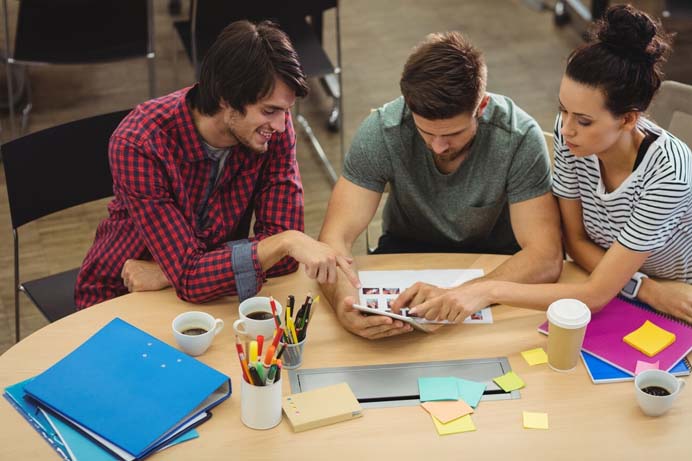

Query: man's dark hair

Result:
[566,4,673,116]
[194,20,309,115]
[400,31,487,120]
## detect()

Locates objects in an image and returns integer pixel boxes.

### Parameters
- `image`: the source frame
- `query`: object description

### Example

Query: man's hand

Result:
[396,281,493,323]
[284,231,360,287]
[121,259,171,292]
[337,296,412,339]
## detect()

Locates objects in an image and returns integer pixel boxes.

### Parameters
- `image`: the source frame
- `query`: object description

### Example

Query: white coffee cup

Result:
[172,311,224,356]
[233,297,282,340]
[546,299,591,372]
[634,369,686,416]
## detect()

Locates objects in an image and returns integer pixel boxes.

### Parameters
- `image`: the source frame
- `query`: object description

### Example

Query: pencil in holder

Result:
[280,339,306,370]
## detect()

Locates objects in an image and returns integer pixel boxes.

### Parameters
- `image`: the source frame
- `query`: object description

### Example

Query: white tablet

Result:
[352,303,453,333]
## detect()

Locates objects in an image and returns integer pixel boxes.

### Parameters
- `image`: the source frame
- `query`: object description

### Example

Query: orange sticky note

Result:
[421,400,473,424]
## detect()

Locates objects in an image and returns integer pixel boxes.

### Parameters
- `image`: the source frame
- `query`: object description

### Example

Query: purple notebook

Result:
[538,297,692,375]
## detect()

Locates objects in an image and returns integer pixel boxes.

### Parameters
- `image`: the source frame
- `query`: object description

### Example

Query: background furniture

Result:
[1,109,130,342]
[1,0,155,134]
[1,253,689,459]
[173,0,343,184]
[649,80,692,146]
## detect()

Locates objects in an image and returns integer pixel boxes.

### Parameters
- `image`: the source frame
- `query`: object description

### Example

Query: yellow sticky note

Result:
[493,371,525,392]
[623,320,676,357]
[521,347,548,366]
[431,414,476,435]
[421,400,473,424]
[523,411,549,429]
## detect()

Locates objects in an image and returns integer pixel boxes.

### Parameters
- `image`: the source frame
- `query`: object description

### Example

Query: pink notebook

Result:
[538,297,692,375]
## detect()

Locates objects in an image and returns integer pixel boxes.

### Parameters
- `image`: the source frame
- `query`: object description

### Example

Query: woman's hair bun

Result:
[594,4,669,63]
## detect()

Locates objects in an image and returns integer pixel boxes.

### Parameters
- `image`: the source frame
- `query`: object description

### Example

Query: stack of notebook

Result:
[538,296,692,384]
[3,318,231,460]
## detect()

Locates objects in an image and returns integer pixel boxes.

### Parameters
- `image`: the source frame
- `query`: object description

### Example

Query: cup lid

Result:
[547,299,591,329]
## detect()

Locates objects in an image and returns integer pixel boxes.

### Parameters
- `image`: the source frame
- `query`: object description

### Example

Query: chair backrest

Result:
[648,80,692,146]
[189,0,336,77]
[543,131,555,167]
[8,0,154,64]
[1,109,131,229]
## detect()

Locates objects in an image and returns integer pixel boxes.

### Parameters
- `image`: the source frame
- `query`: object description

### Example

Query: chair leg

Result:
[5,58,16,135]
[13,232,20,343]
[295,109,338,185]
[147,54,157,99]
[19,70,32,135]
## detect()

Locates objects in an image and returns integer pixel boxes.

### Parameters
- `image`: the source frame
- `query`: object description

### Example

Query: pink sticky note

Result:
[635,360,659,375]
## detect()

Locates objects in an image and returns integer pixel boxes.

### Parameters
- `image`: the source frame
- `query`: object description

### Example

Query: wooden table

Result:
[1,254,690,460]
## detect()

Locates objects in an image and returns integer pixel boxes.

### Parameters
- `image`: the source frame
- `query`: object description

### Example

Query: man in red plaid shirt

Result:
[76,20,358,308]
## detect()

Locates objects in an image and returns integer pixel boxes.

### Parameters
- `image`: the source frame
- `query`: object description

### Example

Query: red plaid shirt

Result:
[75,87,304,308]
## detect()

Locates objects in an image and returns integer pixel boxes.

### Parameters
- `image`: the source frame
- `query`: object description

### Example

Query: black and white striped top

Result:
[552,113,692,283]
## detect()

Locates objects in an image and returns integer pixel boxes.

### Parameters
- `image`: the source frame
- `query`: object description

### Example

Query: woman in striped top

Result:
[396,4,692,324]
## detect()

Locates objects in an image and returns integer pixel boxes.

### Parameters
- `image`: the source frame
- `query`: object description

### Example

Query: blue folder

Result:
[4,378,199,461]
[23,318,231,460]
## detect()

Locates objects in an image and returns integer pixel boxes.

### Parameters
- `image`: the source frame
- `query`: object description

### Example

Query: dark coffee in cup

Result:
[641,386,671,396]
[247,311,273,321]
[181,327,208,336]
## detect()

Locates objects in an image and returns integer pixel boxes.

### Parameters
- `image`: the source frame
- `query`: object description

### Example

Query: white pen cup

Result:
[634,369,686,416]
[233,297,282,340]
[240,377,282,430]
[172,311,224,356]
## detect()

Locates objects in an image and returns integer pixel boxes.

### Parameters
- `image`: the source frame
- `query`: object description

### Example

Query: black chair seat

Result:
[21,269,80,323]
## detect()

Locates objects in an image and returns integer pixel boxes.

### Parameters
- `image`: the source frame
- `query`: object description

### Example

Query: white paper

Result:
[357,269,493,324]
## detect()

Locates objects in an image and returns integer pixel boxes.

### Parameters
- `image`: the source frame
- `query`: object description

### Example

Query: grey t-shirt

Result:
[343,94,551,254]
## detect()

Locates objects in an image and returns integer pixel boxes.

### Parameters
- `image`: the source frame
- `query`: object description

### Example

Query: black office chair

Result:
[174,0,343,184]
[1,109,131,342]
[1,0,155,135]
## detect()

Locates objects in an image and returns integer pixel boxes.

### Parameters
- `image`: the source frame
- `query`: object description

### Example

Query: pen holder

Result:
[280,339,306,370]
[240,378,282,430]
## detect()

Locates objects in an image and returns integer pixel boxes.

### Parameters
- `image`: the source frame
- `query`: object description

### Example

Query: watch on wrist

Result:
[620,272,648,299]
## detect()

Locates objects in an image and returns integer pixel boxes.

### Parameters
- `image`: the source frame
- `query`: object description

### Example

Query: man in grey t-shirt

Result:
[319,31,562,339]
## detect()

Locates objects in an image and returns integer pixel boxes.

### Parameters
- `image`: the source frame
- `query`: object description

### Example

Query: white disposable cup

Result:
[240,377,282,430]
[634,369,686,416]
[172,311,224,356]
[546,299,591,372]
[233,297,282,340]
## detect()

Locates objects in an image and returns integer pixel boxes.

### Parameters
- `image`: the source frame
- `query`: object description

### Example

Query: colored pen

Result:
[275,359,282,383]
[234,335,252,384]
[255,361,266,385]
[269,296,280,330]
[288,317,299,344]
[263,345,276,366]
[257,334,264,357]
[248,364,263,386]
[271,327,284,350]
[267,363,278,383]
[249,340,258,363]
[276,343,286,360]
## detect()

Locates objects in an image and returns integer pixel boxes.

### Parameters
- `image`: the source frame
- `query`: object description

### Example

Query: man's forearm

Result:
[481,247,562,284]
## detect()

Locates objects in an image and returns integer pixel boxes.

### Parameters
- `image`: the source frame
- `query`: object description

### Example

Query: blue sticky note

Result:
[418,377,459,402]
[456,378,486,408]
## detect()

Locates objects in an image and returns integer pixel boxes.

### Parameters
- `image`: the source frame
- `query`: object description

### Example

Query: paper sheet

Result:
[521,347,548,366]
[418,377,459,402]
[431,414,476,435]
[523,411,549,429]
[421,401,473,424]
[358,269,493,324]
[493,371,525,392]
[456,378,486,408]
